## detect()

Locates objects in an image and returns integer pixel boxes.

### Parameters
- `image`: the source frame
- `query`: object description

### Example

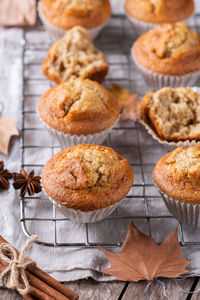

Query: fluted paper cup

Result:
[139,87,200,149]
[132,45,200,90]
[125,11,193,36]
[125,12,155,36]
[38,1,109,40]
[140,119,200,150]
[156,185,200,227]
[39,115,118,148]
[48,196,125,223]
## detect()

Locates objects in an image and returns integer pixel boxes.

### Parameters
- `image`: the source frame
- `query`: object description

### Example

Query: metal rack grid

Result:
[20,14,200,248]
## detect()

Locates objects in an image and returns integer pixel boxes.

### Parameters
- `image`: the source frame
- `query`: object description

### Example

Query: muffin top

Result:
[41,0,111,29]
[38,78,120,135]
[125,0,194,23]
[154,146,200,204]
[133,23,200,75]
[140,87,200,141]
[42,26,109,84]
[42,144,134,211]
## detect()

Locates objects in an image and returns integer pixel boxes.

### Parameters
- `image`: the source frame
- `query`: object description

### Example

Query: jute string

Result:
[0,235,38,295]
[145,278,200,298]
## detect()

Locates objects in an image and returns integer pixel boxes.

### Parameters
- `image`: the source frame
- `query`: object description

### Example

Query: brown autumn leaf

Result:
[0,0,36,27]
[101,222,191,282]
[109,84,141,122]
[0,118,19,155]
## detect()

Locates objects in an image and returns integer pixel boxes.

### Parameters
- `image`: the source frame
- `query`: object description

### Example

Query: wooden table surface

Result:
[0,277,200,299]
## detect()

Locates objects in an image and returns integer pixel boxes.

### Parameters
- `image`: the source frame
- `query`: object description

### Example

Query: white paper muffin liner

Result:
[38,1,109,40]
[132,45,200,90]
[125,11,193,36]
[140,119,200,150]
[125,12,156,36]
[139,87,200,148]
[48,196,125,223]
[156,185,200,227]
[39,115,118,148]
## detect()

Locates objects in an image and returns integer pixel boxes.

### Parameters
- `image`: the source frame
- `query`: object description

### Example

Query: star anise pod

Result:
[0,161,13,189]
[13,168,42,197]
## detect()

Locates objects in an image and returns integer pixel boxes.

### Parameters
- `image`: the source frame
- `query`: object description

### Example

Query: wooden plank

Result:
[0,288,21,300]
[0,280,126,300]
[66,279,126,300]
[0,278,197,300]
[191,278,200,299]
[123,278,195,300]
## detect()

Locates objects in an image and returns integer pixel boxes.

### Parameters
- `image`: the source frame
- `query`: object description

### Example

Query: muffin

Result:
[38,0,111,39]
[38,78,120,147]
[140,87,200,145]
[42,144,134,223]
[125,0,194,35]
[154,146,200,226]
[133,23,200,89]
[42,26,109,84]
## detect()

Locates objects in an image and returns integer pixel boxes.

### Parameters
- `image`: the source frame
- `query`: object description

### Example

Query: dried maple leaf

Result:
[101,222,191,282]
[0,0,36,26]
[0,118,19,155]
[109,84,141,122]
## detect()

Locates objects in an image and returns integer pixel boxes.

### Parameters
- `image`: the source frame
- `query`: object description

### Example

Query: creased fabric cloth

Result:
[1,0,200,283]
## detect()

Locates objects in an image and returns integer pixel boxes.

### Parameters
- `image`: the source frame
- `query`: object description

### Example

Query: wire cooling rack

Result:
[20,14,200,248]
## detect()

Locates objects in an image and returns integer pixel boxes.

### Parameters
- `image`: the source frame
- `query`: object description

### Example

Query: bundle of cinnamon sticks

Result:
[0,235,79,300]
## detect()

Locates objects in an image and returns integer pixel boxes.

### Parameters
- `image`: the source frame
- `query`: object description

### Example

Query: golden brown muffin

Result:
[140,87,200,142]
[133,23,200,76]
[125,0,194,23]
[38,78,120,135]
[154,146,200,204]
[41,0,111,29]
[42,26,109,84]
[42,144,134,211]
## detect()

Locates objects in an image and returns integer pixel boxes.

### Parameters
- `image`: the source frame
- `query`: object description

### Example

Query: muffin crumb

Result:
[140,87,200,141]
[42,26,109,84]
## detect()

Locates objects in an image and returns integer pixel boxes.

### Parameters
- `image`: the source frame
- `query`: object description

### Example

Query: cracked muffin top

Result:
[42,144,134,211]
[133,23,200,75]
[125,0,194,23]
[154,146,200,204]
[38,78,120,135]
[42,26,109,84]
[41,0,111,29]
[140,87,200,142]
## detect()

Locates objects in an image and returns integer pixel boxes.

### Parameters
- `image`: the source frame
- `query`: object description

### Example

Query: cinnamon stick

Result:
[23,294,34,300]
[27,272,70,300]
[28,267,77,300]
[28,286,55,300]
[0,235,78,300]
